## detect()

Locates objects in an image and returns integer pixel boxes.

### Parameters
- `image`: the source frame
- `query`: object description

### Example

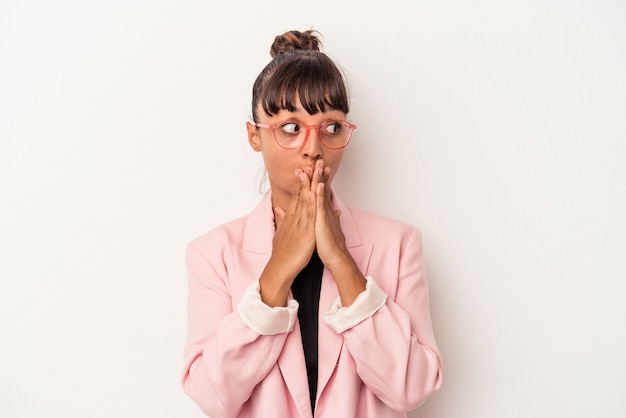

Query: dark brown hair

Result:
[251,30,350,122]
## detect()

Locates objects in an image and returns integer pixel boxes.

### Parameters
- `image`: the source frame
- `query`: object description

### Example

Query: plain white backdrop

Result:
[1,1,625,417]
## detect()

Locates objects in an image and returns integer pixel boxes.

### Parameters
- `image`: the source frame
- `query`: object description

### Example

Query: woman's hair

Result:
[251,30,350,122]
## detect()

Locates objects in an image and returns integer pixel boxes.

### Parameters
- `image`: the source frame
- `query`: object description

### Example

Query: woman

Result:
[182,30,442,418]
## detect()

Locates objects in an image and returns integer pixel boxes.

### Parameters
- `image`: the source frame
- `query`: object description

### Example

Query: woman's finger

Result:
[299,168,312,198]
[286,169,304,213]
[311,159,324,196]
[297,169,316,222]
[316,181,326,214]
[323,166,332,199]
[273,206,286,228]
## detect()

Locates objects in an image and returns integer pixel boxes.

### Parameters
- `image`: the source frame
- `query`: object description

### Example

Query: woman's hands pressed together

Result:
[259,159,366,308]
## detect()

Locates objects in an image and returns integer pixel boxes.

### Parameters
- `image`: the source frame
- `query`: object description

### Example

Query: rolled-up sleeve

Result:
[323,276,387,333]
[238,279,300,335]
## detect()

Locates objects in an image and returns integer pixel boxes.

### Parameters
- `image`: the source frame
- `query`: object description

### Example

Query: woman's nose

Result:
[302,127,323,159]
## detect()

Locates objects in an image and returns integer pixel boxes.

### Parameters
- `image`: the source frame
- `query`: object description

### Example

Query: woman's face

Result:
[247,102,349,210]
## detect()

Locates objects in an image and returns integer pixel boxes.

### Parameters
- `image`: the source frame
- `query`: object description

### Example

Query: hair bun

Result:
[270,30,322,58]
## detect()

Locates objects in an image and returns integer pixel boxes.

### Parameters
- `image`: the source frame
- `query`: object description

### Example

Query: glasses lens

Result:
[320,121,350,149]
[275,122,304,148]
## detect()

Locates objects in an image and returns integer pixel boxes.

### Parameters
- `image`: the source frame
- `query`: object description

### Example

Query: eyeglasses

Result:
[254,119,357,150]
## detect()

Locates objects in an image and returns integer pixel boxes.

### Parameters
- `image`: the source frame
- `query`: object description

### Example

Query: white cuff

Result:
[323,276,387,333]
[238,279,299,335]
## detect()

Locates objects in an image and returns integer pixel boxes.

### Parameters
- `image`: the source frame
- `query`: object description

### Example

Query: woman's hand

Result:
[312,160,367,306]
[310,160,346,269]
[259,169,316,307]
[259,159,365,307]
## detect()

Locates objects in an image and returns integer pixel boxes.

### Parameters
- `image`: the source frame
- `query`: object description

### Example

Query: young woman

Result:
[182,30,442,418]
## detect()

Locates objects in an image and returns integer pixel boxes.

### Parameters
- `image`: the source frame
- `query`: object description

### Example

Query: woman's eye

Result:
[279,122,300,134]
[324,122,342,135]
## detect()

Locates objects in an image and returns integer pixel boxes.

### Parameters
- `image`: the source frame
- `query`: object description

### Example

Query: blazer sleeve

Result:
[181,241,291,418]
[340,227,443,411]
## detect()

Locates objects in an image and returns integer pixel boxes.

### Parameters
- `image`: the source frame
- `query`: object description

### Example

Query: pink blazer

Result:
[182,193,442,418]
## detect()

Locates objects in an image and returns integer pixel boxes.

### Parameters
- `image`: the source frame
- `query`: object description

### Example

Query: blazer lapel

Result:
[277,322,314,417]
[231,193,275,294]
[316,194,374,401]
[240,193,312,417]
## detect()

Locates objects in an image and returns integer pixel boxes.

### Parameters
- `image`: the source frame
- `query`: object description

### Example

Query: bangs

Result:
[255,52,349,119]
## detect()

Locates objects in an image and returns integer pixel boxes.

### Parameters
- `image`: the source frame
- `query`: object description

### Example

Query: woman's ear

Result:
[246,122,262,152]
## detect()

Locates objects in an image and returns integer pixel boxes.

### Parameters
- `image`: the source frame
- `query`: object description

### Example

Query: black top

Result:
[290,251,324,415]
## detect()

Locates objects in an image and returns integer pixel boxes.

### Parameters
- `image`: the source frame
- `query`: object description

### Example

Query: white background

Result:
[1,1,625,417]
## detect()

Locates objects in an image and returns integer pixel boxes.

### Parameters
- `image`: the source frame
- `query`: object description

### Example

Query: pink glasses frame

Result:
[253,120,357,150]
